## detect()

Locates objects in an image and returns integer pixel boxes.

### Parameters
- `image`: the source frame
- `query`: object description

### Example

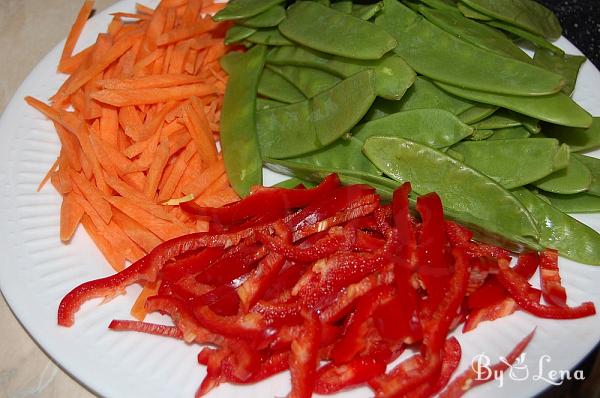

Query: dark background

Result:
[533,4,600,398]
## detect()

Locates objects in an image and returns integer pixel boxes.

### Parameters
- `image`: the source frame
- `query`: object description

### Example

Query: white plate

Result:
[1,1,600,397]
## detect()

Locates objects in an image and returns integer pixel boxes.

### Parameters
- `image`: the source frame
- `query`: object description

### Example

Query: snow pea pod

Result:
[352,109,473,148]
[257,98,286,111]
[533,156,592,195]
[247,28,293,46]
[267,46,416,100]
[267,65,341,98]
[435,82,593,128]
[258,70,376,158]
[420,0,461,13]
[457,1,492,21]
[534,50,586,96]
[273,177,313,189]
[542,118,600,152]
[461,0,562,40]
[418,6,532,64]
[488,126,531,140]
[279,2,397,60]
[540,192,600,214]
[572,154,600,197]
[239,5,286,28]
[220,45,267,197]
[224,25,256,45]
[214,0,285,21]
[467,129,494,141]
[363,136,540,241]
[331,1,353,13]
[487,20,564,56]
[512,187,600,265]
[450,138,568,189]
[352,3,383,21]
[472,112,523,130]
[458,104,497,124]
[258,68,306,103]
[364,77,474,121]
[378,0,563,96]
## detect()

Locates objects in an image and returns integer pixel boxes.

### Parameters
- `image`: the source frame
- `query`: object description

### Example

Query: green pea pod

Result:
[458,104,497,124]
[420,0,461,13]
[220,45,267,197]
[363,136,540,241]
[540,192,600,214]
[542,117,600,152]
[533,155,592,194]
[267,65,341,98]
[468,129,495,140]
[472,112,523,130]
[273,177,315,189]
[258,70,376,158]
[214,0,285,21]
[239,5,286,28]
[258,68,306,103]
[364,77,475,121]
[267,46,416,100]
[457,1,493,21]
[435,81,593,128]
[418,6,532,64]
[220,51,243,75]
[247,28,294,46]
[534,50,587,96]
[331,1,353,13]
[572,154,600,197]
[352,3,383,21]
[353,109,473,148]
[451,138,568,188]
[512,187,600,265]
[279,2,397,60]
[488,126,531,140]
[256,97,286,111]
[224,25,257,45]
[487,20,564,56]
[378,0,563,96]
[461,0,562,40]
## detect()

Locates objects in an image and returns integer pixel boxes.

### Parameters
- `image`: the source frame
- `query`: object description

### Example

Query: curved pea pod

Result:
[239,5,286,28]
[378,0,563,96]
[461,0,562,40]
[257,98,286,111]
[363,136,540,241]
[267,46,416,100]
[540,192,600,214]
[214,0,285,21]
[352,109,473,148]
[364,77,474,121]
[472,112,523,130]
[458,104,497,124]
[487,20,564,56]
[451,138,569,189]
[220,51,242,75]
[418,6,532,64]
[420,0,461,13]
[533,155,592,195]
[488,126,531,140]
[435,82,593,129]
[258,68,306,104]
[457,2,493,21]
[273,177,313,189]
[224,25,256,45]
[279,2,397,60]
[220,45,267,197]
[352,3,383,21]
[534,50,586,96]
[331,1,353,13]
[572,154,600,197]
[542,117,600,153]
[512,187,600,265]
[247,28,293,46]
[258,70,376,159]
[467,129,494,141]
[267,65,341,98]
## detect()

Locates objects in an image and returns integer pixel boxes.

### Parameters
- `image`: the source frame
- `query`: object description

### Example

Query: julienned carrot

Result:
[29,0,238,275]
[130,281,161,321]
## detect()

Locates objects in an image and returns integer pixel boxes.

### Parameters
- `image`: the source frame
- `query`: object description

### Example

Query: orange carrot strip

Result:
[136,3,155,15]
[201,1,227,14]
[184,48,198,75]
[156,17,218,46]
[144,137,170,199]
[107,16,124,38]
[38,157,59,192]
[92,135,133,174]
[168,40,192,74]
[181,157,225,196]
[195,185,240,208]
[59,0,95,71]
[133,48,164,76]
[60,193,85,242]
[69,169,113,224]
[183,97,218,165]
[130,281,161,321]
[80,214,125,272]
[158,143,196,203]
[91,84,216,106]
[100,106,119,148]
[112,208,161,253]
[98,74,203,90]
[118,106,144,141]
[59,45,95,75]
[111,12,152,20]
[167,128,192,156]
[71,89,86,113]
[182,0,203,26]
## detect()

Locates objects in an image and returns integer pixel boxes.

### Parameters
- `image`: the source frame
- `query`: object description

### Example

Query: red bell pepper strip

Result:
[354,230,385,252]
[463,297,518,332]
[392,182,417,269]
[195,244,267,286]
[289,310,321,398]
[445,221,511,260]
[513,251,539,280]
[160,246,226,283]
[258,227,349,262]
[314,355,387,395]
[539,249,568,307]
[467,277,508,310]
[262,261,309,302]
[193,284,242,316]
[439,329,536,398]
[108,319,183,339]
[192,304,267,341]
[237,252,286,310]
[252,300,303,327]
[389,265,422,344]
[496,258,596,319]
[466,257,492,295]
[182,173,340,224]
[373,205,393,237]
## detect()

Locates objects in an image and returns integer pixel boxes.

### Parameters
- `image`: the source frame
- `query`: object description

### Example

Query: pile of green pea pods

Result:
[214,0,600,265]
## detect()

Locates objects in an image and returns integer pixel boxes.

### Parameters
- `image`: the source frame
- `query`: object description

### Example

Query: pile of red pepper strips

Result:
[57,174,596,397]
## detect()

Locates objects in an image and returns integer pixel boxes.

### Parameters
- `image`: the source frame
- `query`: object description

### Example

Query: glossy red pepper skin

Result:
[108,319,183,339]
[467,277,508,310]
[463,297,518,332]
[237,252,286,310]
[539,249,568,307]
[160,247,226,283]
[314,355,387,395]
[513,251,539,280]
[289,310,321,398]
[496,258,596,319]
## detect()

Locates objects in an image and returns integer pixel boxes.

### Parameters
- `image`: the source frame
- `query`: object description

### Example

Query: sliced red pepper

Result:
[463,297,518,333]
[467,277,508,310]
[539,249,567,307]
[354,230,385,252]
[237,252,286,310]
[193,284,241,316]
[108,319,183,339]
[289,310,321,398]
[192,304,267,341]
[314,355,387,395]
[262,261,309,302]
[496,257,595,319]
[439,329,535,398]
[373,205,393,237]
[234,351,290,384]
[387,265,422,344]
[160,246,226,283]
[466,257,492,295]
[251,300,302,326]
[392,182,417,269]
[182,173,340,224]
[258,227,349,262]
[195,243,266,285]
[513,251,539,280]
[445,220,511,260]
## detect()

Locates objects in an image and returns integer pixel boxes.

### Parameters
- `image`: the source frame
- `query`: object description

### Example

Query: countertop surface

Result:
[0,1,599,398]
